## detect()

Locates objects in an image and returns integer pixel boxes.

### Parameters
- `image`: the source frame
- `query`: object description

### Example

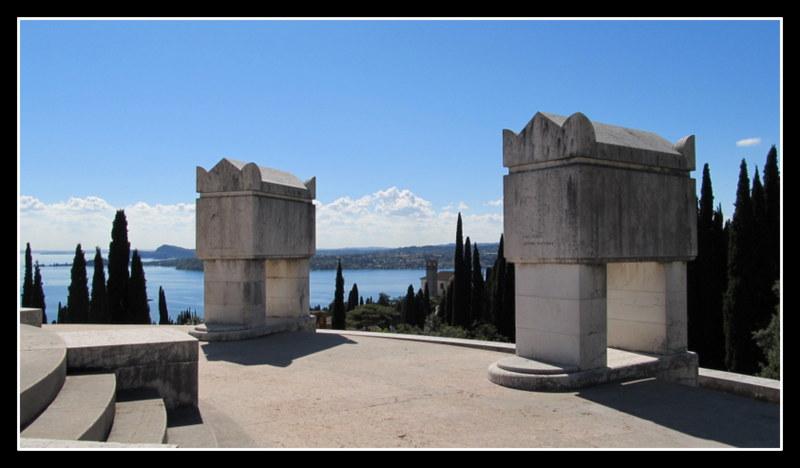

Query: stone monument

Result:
[190,158,317,341]
[489,112,698,390]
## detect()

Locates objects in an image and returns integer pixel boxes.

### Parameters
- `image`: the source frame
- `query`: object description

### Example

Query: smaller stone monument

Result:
[190,158,316,341]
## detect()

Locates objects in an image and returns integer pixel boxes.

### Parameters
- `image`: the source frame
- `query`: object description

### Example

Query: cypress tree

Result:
[415,287,430,328]
[66,244,90,323]
[22,242,33,307]
[90,247,109,323]
[128,249,150,324]
[751,168,773,333]
[158,286,171,325]
[32,261,46,323]
[331,259,346,329]
[471,243,486,325]
[501,259,516,342]
[347,283,360,312]
[491,234,507,336]
[723,160,760,374]
[762,145,780,282]
[401,284,416,326]
[688,164,727,369]
[461,236,473,327]
[107,210,130,323]
[705,204,729,369]
[452,213,465,326]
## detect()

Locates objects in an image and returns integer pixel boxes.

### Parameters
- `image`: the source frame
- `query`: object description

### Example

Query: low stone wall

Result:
[698,368,780,404]
[56,327,199,409]
[19,308,42,328]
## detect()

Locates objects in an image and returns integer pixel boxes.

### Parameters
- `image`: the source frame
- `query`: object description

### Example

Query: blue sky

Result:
[18,18,782,251]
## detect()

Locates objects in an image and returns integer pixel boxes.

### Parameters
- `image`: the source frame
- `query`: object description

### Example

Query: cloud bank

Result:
[19,195,196,251]
[315,187,503,249]
[19,188,504,251]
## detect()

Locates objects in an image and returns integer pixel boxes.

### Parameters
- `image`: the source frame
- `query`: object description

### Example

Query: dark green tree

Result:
[501,259,515,342]
[751,168,773,335]
[331,259,346,329]
[752,281,780,380]
[452,214,470,327]
[400,284,417,326]
[762,145,780,283]
[158,286,171,325]
[415,287,430,328]
[66,244,90,323]
[487,234,515,341]
[107,210,131,323]
[32,261,46,323]
[347,283,360,312]
[471,243,486,325]
[461,236,473,327]
[723,160,760,374]
[687,164,728,369]
[22,242,33,307]
[89,247,109,323]
[128,249,150,324]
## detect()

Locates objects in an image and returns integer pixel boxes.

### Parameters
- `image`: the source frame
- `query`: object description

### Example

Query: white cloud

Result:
[20,189,504,251]
[316,188,502,248]
[442,201,469,212]
[19,195,196,251]
[485,199,503,207]
[736,137,762,147]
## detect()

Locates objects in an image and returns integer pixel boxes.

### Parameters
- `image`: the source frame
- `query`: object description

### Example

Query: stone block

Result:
[57,327,199,409]
[20,308,43,327]
[196,158,315,260]
[504,165,697,264]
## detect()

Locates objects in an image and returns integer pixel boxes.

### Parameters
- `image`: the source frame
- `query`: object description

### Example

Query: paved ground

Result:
[166,329,781,449]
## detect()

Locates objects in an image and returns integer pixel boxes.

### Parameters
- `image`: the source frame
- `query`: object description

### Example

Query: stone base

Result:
[189,316,316,342]
[488,348,698,391]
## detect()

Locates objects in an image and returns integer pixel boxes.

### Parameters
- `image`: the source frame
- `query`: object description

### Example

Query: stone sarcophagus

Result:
[191,158,316,341]
[493,112,697,385]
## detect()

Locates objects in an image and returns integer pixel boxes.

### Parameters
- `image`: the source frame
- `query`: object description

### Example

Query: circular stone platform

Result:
[488,349,699,392]
[495,355,579,375]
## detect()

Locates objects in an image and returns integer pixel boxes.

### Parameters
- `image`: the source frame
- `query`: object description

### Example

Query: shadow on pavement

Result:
[200,331,357,367]
[576,378,780,448]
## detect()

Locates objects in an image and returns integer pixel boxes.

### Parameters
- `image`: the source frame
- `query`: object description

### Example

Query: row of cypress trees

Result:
[20,244,47,323]
[328,213,515,340]
[687,146,780,377]
[439,213,515,341]
[21,210,154,324]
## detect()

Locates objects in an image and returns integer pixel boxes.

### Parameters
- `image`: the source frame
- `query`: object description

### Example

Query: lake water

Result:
[19,252,425,324]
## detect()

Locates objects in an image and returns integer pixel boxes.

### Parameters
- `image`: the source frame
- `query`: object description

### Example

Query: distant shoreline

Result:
[25,242,500,272]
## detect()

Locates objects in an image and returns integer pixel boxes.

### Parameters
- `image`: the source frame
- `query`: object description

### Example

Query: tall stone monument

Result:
[489,112,698,390]
[190,158,317,341]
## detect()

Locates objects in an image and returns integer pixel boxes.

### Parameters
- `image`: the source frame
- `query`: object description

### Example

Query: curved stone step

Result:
[20,373,116,442]
[19,324,67,429]
[106,389,168,444]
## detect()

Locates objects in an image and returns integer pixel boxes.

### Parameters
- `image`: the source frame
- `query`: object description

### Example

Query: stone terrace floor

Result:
[36,325,781,450]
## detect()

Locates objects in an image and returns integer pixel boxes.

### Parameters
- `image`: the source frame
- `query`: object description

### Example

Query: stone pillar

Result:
[607,262,688,355]
[515,263,607,370]
[490,112,697,389]
[191,158,316,341]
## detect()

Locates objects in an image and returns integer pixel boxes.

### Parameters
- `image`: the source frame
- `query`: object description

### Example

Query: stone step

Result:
[106,389,168,444]
[21,373,116,442]
[19,324,67,429]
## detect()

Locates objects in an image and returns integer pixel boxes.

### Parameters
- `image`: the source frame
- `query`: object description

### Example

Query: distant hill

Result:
[139,245,196,260]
